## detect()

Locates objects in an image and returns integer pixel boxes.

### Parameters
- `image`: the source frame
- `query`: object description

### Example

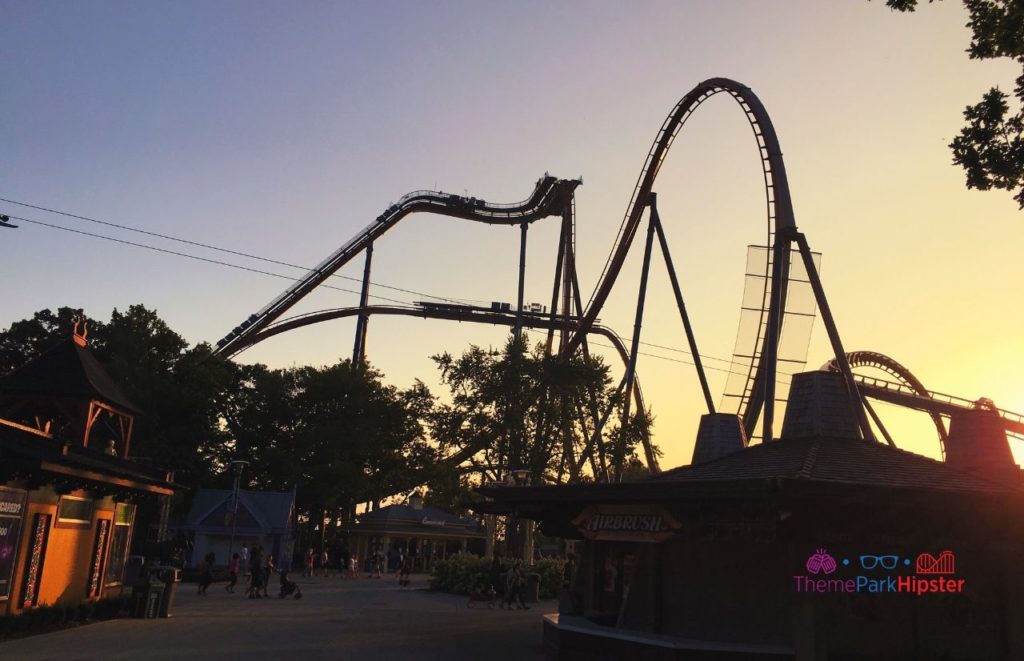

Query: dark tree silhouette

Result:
[885,0,1024,208]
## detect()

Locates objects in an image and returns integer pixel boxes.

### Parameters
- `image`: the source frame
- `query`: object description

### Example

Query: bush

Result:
[430,555,568,599]
[531,557,565,599]
[76,601,95,622]
[0,595,129,641]
[429,555,492,594]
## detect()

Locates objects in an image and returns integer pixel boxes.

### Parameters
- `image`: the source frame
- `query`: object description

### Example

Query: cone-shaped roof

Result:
[0,335,140,414]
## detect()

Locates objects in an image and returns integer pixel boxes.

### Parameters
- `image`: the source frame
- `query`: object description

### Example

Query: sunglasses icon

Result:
[859,555,899,570]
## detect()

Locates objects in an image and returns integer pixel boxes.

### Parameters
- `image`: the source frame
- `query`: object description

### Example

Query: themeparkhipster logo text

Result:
[794,548,965,595]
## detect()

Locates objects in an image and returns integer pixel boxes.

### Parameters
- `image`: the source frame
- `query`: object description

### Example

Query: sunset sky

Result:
[3,1,1022,470]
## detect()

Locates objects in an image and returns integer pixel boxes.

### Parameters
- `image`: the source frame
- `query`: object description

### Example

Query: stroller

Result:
[279,570,303,599]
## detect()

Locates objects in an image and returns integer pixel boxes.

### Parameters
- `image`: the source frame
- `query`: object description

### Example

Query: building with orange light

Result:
[0,323,176,616]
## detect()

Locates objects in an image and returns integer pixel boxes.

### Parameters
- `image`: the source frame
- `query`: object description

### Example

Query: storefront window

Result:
[57,496,94,526]
[594,543,637,617]
[105,503,135,587]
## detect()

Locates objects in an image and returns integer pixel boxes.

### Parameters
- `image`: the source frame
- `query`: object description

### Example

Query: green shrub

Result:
[531,557,565,599]
[429,555,492,594]
[48,609,66,630]
[77,601,95,622]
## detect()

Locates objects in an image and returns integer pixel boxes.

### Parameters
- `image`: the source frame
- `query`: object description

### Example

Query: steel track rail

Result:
[215,176,580,356]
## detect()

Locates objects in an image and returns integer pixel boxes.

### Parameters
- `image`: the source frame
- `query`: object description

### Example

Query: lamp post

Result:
[226,460,249,566]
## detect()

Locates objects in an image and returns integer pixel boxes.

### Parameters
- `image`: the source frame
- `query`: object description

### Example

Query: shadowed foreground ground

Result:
[1,574,548,661]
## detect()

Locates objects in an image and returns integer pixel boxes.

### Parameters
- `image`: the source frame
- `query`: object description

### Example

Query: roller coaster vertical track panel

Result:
[565,78,797,438]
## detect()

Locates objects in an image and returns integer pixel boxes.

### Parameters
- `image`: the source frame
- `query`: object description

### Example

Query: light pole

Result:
[226,460,249,565]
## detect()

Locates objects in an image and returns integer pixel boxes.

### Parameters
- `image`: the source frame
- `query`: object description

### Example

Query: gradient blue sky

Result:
[3,1,1022,469]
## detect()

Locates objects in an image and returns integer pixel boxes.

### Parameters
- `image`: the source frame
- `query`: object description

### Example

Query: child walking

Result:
[225,552,240,592]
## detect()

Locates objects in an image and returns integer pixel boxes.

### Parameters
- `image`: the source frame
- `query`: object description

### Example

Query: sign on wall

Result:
[0,487,27,601]
[572,505,681,543]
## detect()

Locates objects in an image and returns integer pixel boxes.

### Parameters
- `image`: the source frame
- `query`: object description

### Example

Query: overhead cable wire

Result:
[0,197,478,305]
[6,214,414,306]
[5,200,799,374]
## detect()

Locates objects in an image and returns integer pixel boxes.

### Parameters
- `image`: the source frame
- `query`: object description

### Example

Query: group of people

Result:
[303,547,332,577]
[196,543,292,599]
[488,555,530,610]
[299,547,392,579]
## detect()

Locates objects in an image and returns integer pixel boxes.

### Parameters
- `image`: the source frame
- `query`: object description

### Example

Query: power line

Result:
[7,214,415,306]
[0,196,479,305]
[4,201,802,375]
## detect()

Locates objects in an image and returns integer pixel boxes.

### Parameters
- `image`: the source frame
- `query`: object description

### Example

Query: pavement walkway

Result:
[0,574,548,661]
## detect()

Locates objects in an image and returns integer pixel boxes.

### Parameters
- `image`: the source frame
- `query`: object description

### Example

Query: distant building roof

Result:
[0,336,140,414]
[346,502,484,538]
[184,488,295,534]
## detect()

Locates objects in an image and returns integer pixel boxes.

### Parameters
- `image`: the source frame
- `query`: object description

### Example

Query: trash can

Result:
[132,579,165,618]
[153,566,181,618]
[524,572,541,603]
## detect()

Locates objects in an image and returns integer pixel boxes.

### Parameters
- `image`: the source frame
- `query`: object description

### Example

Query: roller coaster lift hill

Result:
[215,78,1024,480]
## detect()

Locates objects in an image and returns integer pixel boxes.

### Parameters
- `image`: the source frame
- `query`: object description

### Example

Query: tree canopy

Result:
[885,0,1024,208]
[0,306,659,535]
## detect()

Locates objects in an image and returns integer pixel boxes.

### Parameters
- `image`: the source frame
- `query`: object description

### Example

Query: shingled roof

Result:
[347,503,485,537]
[476,436,1023,514]
[650,437,1023,494]
[0,336,139,414]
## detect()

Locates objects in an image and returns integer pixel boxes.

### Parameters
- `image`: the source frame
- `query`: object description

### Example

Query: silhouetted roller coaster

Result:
[215,78,1022,479]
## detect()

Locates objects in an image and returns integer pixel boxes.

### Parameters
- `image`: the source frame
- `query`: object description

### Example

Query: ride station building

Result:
[478,371,1024,661]
[0,323,176,616]
[344,494,486,572]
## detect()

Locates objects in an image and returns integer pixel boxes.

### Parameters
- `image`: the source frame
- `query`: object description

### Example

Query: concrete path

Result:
[1,575,548,661]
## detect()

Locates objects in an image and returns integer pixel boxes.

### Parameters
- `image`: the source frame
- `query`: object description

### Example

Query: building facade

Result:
[0,326,176,616]
[479,372,1024,661]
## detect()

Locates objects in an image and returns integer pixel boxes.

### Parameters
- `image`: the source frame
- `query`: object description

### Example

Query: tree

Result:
[224,359,437,531]
[427,334,655,489]
[0,307,104,374]
[885,0,1024,208]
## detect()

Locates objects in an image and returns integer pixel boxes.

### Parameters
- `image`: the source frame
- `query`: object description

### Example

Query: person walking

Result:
[489,554,504,598]
[502,561,529,610]
[198,550,215,595]
[239,543,250,578]
[263,554,275,597]
[320,548,329,578]
[395,553,411,588]
[225,552,240,592]
[247,545,264,598]
[304,548,315,578]
[374,550,385,578]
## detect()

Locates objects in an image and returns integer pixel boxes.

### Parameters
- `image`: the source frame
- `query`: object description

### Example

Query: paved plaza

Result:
[1,574,549,661]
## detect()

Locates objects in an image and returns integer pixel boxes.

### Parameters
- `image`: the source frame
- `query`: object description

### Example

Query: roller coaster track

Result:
[214,176,580,357]
[825,351,1024,446]
[231,303,657,470]
[564,78,797,441]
